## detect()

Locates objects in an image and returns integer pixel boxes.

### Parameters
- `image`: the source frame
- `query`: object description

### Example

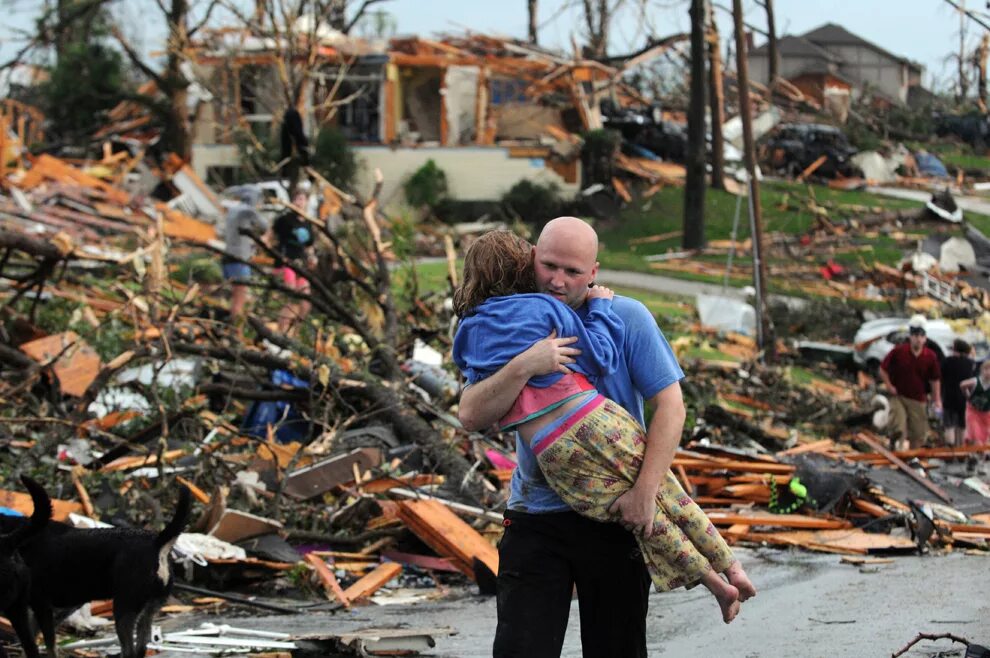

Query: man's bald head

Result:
[539,216,598,256]
[533,216,600,309]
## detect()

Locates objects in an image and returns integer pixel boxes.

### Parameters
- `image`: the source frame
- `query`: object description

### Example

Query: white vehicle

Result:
[853,316,989,370]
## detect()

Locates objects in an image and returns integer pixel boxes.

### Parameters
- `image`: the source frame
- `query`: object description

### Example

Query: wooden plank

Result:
[0,488,82,522]
[778,439,835,456]
[796,154,828,182]
[395,499,498,580]
[672,458,794,474]
[20,331,102,397]
[305,553,350,607]
[175,476,211,505]
[282,448,383,500]
[840,556,895,565]
[706,511,851,530]
[855,432,952,503]
[948,523,990,536]
[209,509,284,544]
[851,498,889,518]
[341,562,403,602]
[742,528,915,554]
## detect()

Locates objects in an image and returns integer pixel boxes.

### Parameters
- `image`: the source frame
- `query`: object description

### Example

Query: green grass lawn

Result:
[593,180,990,298]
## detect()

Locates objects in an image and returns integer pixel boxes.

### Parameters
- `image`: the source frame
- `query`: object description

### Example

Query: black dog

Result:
[0,476,51,658]
[8,484,191,658]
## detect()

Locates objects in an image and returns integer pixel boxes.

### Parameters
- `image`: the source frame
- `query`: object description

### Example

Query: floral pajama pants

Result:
[534,394,735,591]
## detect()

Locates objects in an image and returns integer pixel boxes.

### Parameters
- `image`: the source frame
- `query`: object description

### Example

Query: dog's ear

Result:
[19,475,52,527]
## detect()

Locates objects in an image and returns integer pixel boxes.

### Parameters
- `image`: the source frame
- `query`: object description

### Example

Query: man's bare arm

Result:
[608,382,686,539]
[457,331,580,432]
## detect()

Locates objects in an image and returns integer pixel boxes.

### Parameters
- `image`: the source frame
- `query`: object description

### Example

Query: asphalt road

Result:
[151,547,990,658]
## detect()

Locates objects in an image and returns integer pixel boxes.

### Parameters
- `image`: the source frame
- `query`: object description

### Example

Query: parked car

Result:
[763,123,859,179]
[852,316,990,371]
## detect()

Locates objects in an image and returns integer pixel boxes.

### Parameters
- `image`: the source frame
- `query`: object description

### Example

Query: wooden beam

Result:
[855,432,952,503]
[305,553,350,607]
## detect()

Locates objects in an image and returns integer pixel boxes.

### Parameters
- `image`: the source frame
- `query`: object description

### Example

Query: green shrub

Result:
[581,129,621,186]
[173,255,222,285]
[404,159,448,209]
[311,125,358,189]
[501,180,564,228]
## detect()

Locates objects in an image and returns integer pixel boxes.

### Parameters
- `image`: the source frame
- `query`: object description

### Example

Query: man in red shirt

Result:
[879,315,942,450]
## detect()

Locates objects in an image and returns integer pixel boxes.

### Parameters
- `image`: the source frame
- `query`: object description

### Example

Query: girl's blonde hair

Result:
[452,230,535,317]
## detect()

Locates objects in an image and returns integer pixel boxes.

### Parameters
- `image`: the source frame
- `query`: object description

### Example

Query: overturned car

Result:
[763,123,860,179]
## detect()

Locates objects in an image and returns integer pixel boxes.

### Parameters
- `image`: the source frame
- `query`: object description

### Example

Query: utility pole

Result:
[732,0,774,361]
[684,0,707,249]
[707,1,726,189]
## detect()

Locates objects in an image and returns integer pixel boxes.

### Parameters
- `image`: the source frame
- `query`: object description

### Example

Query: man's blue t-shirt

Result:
[506,294,685,513]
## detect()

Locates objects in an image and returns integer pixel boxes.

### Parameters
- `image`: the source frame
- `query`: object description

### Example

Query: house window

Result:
[489,77,529,106]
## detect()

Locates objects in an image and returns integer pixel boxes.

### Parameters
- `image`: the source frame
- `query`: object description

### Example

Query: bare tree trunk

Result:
[959,0,969,102]
[732,0,774,361]
[762,0,778,87]
[683,0,707,249]
[707,4,726,190]
[528,0,538,44]
[978,33,988,111]
[582,0,610,60]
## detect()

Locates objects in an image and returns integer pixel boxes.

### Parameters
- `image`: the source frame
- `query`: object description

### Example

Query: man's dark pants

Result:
[493,509,651,658]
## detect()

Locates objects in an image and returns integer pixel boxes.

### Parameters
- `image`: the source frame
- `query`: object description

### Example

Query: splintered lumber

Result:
[706,511,852,530]
[209,509,284,544]
[855,432,952,503]
[282,448,383,500]
[778,439,835,456]
[851,498,890,518]
[947,522,990,536]
[671,458,794,475]
[612,177,632,203]
[0,488,82,521]
[840,556,895,565]
[341,562,403,602]
[395,499,498,581]
[305,553,350,607]
[741,528,915,555]
[627,230,683,247]
[796,155,828,182]
[20,331,102,397]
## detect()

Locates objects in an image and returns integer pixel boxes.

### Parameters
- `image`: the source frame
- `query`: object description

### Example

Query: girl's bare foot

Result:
[700,569,741,624]
[725,561,757,602]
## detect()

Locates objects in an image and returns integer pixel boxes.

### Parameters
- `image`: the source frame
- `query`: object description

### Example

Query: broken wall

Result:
[443,65,479,145]
[401,68,442,143]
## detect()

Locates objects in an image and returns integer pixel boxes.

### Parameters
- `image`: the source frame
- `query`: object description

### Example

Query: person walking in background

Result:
[940,338,974,447]
[272,191,315,336]
[878,314,942,451]
[222,186,267,321]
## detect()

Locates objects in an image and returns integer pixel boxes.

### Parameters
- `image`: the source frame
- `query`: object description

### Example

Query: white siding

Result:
[352,146,581,205]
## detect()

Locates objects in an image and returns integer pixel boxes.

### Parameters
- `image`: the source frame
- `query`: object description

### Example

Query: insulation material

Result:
[492,102,565,140]
[940,236,977,272]
[443,65,479,145]
[403,69,441,143]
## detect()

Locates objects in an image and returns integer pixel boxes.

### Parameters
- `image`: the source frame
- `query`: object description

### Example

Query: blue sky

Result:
[0,0,980,92]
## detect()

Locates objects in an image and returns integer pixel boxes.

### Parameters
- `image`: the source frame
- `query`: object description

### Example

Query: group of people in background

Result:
[220,183,318,335]
[879,313,990,470]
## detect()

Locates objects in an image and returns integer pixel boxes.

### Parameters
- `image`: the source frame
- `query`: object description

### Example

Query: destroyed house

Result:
[749,23,925,108]
[182,32,618,203]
